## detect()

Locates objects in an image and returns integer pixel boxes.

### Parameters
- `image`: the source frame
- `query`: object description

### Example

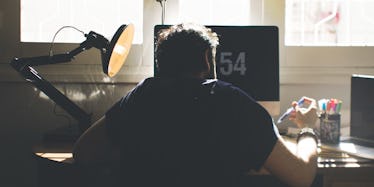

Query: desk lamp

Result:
[10,24,134,141]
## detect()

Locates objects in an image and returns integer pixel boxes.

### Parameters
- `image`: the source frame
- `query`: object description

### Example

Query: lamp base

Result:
[42,125,82,144]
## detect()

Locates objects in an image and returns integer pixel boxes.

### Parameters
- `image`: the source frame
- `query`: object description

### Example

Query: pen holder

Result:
[319,113,340,144]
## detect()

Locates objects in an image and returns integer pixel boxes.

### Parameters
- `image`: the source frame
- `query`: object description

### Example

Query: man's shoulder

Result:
[211,79,251,97]
[132,77,252,100]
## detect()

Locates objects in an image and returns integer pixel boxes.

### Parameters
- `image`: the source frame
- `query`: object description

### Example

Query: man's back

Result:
[105,77,277,187]
[73,23,319,187]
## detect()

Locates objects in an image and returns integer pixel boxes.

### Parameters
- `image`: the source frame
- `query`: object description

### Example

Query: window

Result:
[286,0,374,46]
[179,0,250,25]
[21,0,143,44]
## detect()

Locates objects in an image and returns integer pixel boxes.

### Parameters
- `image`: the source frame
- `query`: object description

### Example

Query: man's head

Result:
[155,23,219,78]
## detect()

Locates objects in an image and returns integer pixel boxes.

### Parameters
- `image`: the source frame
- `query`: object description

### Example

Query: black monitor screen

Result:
[351,74,374,141]
[154,25,279,109]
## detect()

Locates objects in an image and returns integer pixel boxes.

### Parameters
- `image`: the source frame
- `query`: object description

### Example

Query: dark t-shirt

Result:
[106,77,278,187]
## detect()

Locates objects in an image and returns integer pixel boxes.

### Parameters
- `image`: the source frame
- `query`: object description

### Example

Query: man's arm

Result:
[264,97,319,187]
[73,116,119,164]
[264,135,318,187]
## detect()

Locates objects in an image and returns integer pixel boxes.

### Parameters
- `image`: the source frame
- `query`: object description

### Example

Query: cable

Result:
[49,26,85,56]
[156,0,166,24]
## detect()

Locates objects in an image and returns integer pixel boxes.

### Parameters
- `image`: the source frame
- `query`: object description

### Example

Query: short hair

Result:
[155,23,219,78]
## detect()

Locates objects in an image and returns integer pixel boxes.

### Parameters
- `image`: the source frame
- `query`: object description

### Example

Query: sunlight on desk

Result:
[36,152,72,162]
[282,136,370,169]
[339,143,357,154]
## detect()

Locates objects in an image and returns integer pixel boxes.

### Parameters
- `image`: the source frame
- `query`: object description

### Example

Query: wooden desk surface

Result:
[33,137,374,187]
[281,136,374,170]
[33,137,374,168]
[281,136,374,187]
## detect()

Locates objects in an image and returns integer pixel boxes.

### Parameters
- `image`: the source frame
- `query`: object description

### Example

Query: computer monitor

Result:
[154,25,280,116]
[350,74,374,141]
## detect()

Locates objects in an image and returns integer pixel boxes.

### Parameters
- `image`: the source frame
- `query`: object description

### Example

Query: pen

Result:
[336,100,342,114]
[326,100,331,114]
[330,99,336,114]
[277,97,304,124]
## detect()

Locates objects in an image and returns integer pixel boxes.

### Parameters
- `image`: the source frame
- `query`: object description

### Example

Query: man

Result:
[73,23,318,187]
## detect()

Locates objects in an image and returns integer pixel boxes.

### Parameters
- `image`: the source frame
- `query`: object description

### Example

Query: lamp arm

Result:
[11,30,109,71]
[9,30,110,134]
[10,62,92,133]
[10,54,73,72]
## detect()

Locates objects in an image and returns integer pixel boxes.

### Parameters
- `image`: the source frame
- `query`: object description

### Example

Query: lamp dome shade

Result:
[103,23,135,77]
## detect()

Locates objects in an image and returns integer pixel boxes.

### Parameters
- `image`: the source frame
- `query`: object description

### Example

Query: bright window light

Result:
[179,0,250,25]
[21,0,143,44]
[285,0,374,46]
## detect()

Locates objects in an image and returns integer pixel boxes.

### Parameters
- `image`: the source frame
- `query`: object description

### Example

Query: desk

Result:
[33,139,374,187]
[282,136,374,187]
[318,149,374,187]
[34,143,119,187]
